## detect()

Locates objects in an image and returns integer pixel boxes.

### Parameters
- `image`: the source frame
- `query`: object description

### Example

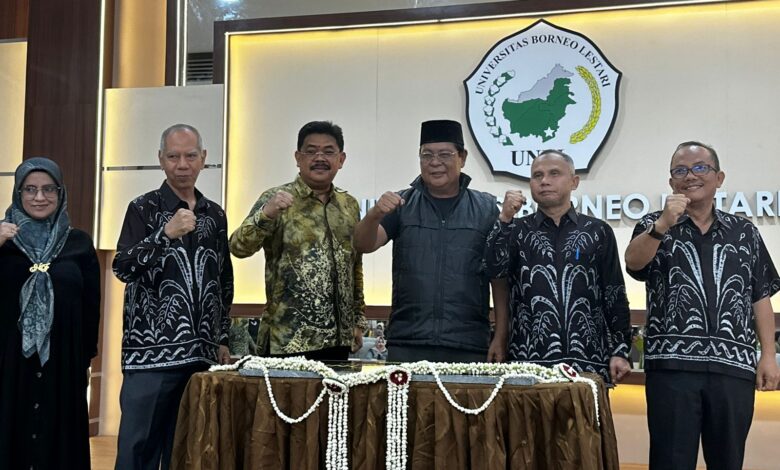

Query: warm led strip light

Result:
[92,0,107,245]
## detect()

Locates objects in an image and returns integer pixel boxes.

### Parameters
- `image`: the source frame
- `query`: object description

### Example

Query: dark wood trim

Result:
[102,0,115,91]
[211,0,750,84]
[364,305,391,320]
[231,306,780,330]
[88,376,101,436]
[230,303,265,317]
[630,310,646,326]
[230,307,649,323]
[621,371,645,385]
[0,0,29,40]
[165,0,177,85]
[231,303,393,320]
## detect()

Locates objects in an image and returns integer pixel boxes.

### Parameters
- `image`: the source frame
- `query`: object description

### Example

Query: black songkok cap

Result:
[420,120,464,147]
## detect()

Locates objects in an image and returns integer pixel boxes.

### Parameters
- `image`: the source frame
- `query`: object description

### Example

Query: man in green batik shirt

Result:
[230,121,367,361]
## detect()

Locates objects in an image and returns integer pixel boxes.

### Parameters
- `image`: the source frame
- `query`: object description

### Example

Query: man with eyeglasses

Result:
[484,150,632,385]
[113,124,234,470]
[354,119,504,362]
[625,141,780,470]
[230,121,367,361]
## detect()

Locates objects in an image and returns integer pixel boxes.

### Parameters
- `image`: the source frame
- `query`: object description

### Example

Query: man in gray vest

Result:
[354,120,506,362]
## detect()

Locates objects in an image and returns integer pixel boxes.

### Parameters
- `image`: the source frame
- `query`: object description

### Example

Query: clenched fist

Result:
[262,191,294,219]
[658,193,689,232]
[164,208,196,239]
[0,221,19,247]
[372,192,404,216]
[500,190,526,223]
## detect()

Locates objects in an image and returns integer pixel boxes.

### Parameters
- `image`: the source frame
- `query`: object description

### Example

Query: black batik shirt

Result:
[485,207,631,382]
[113,182,234,370]
[628,209,780,381]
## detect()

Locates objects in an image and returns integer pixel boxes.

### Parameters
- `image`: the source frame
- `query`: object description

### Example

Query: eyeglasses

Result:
[164,152,202,162]
[669,164,717,180]
[300,149,340,158]
[419,151,458,163]
[19,184,60,200]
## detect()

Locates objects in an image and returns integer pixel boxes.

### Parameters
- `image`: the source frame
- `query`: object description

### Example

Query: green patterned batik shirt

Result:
[230,175,368,354]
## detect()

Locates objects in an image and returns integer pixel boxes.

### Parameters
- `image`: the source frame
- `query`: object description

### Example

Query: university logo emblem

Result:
[464,20,621,179]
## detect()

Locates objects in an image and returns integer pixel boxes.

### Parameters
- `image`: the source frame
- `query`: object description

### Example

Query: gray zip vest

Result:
[388,174,498,353]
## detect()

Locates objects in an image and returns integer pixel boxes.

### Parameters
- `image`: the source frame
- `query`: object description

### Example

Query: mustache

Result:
[310,163,331,170]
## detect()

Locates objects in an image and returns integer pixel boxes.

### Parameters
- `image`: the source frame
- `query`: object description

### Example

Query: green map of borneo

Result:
[501,64,575,142]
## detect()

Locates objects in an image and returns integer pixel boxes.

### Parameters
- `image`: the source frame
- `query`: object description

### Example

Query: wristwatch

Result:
[645,222,665,241]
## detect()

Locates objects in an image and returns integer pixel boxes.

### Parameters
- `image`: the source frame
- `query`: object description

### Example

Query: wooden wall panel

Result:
[22,0,104,234]
[0,0,28,39]
[165,0,177,85]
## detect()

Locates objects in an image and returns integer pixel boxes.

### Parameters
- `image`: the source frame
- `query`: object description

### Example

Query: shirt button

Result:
[33,403,39,410]
[32,434,36,439]
[36,372,42,378]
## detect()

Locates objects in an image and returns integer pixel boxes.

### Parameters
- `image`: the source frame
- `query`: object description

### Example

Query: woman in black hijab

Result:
[0,157,100,470]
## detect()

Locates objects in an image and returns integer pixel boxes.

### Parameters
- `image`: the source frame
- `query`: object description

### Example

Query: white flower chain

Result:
[260,362,328,424]
[386,368,410,470]
[326,391,349,470]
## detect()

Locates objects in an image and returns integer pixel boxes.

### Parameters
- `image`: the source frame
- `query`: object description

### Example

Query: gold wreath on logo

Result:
[483,70,516,146]
[570,66,601,144]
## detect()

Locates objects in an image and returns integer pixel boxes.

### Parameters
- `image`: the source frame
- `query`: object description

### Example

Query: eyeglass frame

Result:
[418,150,460,163]
[18,184,61,200]
[297,149,342,158]
[669,163,718,180]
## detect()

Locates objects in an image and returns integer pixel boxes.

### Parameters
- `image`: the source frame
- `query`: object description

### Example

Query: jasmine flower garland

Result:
[210,357,600,470]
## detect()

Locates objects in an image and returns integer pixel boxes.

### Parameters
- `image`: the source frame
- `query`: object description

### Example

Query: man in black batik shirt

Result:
[484,150,632,384]
[113,124,234,470]
[625,141,780,470]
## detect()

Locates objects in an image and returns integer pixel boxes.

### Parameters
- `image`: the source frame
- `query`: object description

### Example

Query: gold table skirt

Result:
[172,371,619,470]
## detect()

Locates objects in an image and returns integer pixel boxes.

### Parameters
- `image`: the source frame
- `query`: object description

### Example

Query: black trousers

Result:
[645,370,755,470]
[115,365,206,470]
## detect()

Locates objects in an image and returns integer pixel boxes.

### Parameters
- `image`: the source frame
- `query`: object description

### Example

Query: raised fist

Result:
[164,209,196,239]
[373,192,404,216]
[262,191,294,219]
[500,190,526,223]
[0,221,19,247]
[658,193,689,231]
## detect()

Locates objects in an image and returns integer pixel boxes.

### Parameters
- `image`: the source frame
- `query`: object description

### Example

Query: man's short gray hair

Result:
[159,124,204,152]
[537,149,575,174]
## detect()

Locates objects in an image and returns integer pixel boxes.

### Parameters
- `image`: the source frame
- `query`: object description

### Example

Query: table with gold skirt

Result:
[171,371,619,469]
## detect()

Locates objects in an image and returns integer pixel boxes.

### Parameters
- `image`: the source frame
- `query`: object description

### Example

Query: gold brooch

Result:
[29,263,51,273]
